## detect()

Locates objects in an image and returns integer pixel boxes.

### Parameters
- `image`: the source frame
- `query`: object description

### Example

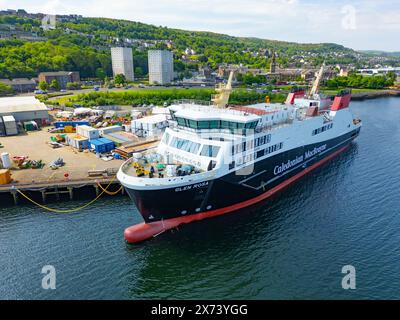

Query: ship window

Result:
[256,149,265,158]
[188,119,198,129]
[229,122,238,130]
[176,117,186,126]
[229,161,235,170]
[221,121,230,129]
[170,137,200,154]
[198,121,209,129]
[200,145,221,158]
[209,120,220,129]
[245,121,258,129]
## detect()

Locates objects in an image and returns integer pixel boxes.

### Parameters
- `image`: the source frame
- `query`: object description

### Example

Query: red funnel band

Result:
[285,90,305,105]
[331,93,351,111]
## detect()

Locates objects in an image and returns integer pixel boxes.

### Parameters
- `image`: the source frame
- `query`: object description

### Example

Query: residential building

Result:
[148,50,174,85]
[38,71,80,89]
[111,47,134,81]
[0,78,36,93]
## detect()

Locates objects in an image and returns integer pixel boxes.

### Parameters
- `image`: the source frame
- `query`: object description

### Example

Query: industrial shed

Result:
[0,96,50,126]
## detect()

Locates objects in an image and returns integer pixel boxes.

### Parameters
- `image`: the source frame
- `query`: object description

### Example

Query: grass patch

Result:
[48,88,286,107]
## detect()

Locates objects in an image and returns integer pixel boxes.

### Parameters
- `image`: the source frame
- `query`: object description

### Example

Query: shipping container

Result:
[98,138,115,152]
[54,121,90,128]
[0,117,5,137]
[76,125,99,140]
[66,135,89,150]
[3,115,18,136]
[64,125,74,133]
[101,134,125,147]
[98,125,123,136]
[90,139,106,154]
[23,121,38,131]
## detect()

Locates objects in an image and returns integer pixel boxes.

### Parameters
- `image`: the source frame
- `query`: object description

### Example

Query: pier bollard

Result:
[68,187,73,200]
[54,186,60,200]
[11,189,18,205]
[94,185,99,196]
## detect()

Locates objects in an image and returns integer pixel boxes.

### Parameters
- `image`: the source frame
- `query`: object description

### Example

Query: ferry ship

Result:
[117,70,362,243]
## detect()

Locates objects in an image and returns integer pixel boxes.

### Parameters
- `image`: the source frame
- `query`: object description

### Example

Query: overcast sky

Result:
[1,0,399,51]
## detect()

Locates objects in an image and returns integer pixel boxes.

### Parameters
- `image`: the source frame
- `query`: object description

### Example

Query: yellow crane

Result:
[212,71,234,108]
[309,62,325,97]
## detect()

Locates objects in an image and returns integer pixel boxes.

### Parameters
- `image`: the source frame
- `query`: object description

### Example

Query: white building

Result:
[111,47,134,81]
[0,96,49,125]
[148,50,174,85]
[131,114,168,138]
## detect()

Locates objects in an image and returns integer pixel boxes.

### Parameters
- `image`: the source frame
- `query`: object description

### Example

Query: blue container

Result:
[54,121,90,128]
[98,138,115,152]
[90,139,107,153]
[71,121,90,127]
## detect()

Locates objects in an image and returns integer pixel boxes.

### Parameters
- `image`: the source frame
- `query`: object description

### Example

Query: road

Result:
[16,84,215,98]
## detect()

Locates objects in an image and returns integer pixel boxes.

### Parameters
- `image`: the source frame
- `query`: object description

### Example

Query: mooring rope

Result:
[14,178,120,214]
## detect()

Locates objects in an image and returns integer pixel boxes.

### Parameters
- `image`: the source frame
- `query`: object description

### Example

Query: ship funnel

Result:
[331,90,352,111]
[285,88,305,105]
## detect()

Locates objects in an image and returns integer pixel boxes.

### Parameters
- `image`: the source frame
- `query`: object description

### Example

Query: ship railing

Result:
[120,158,217,184]
[173,99,212,106]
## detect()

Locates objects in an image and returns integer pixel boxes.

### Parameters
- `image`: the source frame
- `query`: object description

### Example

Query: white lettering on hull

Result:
[175,181,209,192]
[273,144,327,175]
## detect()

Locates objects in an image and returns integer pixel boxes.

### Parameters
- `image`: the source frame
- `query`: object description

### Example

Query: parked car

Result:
[34,90,47,94]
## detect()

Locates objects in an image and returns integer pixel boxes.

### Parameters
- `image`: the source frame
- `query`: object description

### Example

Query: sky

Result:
[1,0,399,51]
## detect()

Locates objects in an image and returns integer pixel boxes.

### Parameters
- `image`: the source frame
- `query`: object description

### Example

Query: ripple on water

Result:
[1,98,400,299]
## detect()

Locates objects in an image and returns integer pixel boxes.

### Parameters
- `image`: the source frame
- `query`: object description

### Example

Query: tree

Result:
[0,82,13,96]
[66,82,81,90]
[95,68,106,80]
[38,81,48,91]
[50,79,60,91]
[114,73,127,86]
[134,67,144,78]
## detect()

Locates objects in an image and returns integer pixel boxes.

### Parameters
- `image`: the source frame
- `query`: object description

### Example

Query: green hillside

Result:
[0,13,359,79]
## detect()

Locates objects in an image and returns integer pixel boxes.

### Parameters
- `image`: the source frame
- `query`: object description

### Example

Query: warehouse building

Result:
[0,96,50,126]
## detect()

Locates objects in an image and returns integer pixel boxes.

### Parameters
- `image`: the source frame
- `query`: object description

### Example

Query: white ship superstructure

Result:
[118,84,361,243]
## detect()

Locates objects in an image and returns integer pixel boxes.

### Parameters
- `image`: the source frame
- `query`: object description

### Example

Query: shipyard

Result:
[1,1,400,305]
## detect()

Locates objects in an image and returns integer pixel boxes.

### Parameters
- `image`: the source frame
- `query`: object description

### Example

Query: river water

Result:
[1,97,400,299]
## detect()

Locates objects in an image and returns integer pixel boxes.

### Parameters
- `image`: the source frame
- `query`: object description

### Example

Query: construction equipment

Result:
[309,62,325,97]
[49,158,65,169]
[212,71,234,108]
